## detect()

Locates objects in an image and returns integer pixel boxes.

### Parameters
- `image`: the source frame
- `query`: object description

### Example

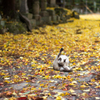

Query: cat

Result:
[53,48,74,72]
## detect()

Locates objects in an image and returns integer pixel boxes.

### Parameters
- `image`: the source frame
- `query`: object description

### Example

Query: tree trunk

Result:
[20,0,29,14]
[63,0,66,7]
[33,0,40,20]
[19,12,32,31]
[50,0,56,7]
[41,0,47,11]
[27,0,33,13]
[72,0,75,6]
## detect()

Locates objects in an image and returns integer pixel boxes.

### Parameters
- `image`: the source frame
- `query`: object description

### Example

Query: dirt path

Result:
[80,14,100,20]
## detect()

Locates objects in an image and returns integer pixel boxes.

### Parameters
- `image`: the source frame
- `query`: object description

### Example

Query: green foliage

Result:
[71,11,79,19]
[66,0,100,13]
[0,15,6,34]
[6,21,27,34]
[46,9,55,16]
[55,7,67,15]
[0,15,5,29]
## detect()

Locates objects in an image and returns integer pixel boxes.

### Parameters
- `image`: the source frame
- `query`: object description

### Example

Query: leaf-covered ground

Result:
[0,16,100,100]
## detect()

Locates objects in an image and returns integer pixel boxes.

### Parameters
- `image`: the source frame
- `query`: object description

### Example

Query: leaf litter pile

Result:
[1,18,100,100]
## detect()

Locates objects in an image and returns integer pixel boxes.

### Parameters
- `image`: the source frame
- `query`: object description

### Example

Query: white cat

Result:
[53,48,74,72]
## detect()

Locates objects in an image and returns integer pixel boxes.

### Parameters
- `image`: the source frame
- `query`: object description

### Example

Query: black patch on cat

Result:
[58,58,61,61]
[64,59,66,62]
[58,63,63,67]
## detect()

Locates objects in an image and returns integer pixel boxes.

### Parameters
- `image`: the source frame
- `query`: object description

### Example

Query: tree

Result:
[20,0,29,14]
[27,0,33,13]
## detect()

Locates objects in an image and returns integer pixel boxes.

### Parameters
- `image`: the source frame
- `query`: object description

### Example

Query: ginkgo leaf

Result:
[69,89,77,95]
[81,93,88,96]
[69,83,74,86]
[91,79,96,82]
[95,85,100,88]
[43,96,48,99]
[69,89,75,93]
[56,96,62,100]
[80,85,87,88]
[58,92,65,96]
[4,80,10,83]
[9,97,16,100]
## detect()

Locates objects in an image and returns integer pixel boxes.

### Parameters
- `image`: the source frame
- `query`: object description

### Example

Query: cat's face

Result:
[57,55,69,67]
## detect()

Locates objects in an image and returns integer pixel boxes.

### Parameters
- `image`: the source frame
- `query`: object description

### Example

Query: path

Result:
[0,16,100,99]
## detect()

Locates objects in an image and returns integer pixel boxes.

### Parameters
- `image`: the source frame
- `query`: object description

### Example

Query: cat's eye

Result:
[58,58,61,61]
[64,59,66,62]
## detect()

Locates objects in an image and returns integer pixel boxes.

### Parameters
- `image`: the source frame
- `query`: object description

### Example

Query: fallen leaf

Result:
[80,85,87,88]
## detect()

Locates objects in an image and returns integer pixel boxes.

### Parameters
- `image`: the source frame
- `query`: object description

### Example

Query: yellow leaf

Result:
[9,97,16,100]
[22,73,26,76]
[42,58,45,61]
[38,87,42,90]
[91,79,95,82]
[40,84,44,87]
[80,85,87,88]
[43,96,48,99]
[56,96,62,100]
[31,87,36,91]
[4,80,10,83]
[76,67,83,71]
[45,75,50,79]
[65,92,70,96]
[95,85,100,88]
[58,92,65,96]
[81,93,88,96]
[14,75,19,78]
[69,83,74,86]
[0,72,5,75]
[69,89,75,93]
[32,59,37,64]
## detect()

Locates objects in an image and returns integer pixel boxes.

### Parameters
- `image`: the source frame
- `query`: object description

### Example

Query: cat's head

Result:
[57,55,69,67]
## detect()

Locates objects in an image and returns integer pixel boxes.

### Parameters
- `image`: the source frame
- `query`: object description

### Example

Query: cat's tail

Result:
[58,48,64,58]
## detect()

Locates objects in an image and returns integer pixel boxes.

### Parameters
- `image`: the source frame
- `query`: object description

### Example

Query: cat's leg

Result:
[53,59,60,70]
[63,65,74,72]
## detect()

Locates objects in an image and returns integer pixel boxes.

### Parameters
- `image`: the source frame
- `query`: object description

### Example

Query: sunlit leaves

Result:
[80,85,87,89]
[1,16,100,100]
[69,89,76,95]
